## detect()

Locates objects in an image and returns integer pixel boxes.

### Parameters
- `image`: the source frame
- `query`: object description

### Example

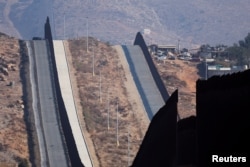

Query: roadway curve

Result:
[121,45,165,120]
[27,40,69,167]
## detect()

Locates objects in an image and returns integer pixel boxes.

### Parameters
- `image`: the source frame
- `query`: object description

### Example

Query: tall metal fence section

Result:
[196,69,250,166]
[44,17,84,167]
[133,32,169,102]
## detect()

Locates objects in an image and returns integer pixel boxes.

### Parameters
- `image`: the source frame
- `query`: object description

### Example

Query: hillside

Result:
[65,38,150,166]
[0,33,29,166]
[0,31,200,166]
[153,57,199,118]
[65,36,200,166]
[0,0,250,47]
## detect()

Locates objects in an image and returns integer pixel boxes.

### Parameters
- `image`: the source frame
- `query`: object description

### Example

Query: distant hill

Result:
[1,0,250,47]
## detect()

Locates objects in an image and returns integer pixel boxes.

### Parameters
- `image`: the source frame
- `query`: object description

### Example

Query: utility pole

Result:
[51,7,56,39]
[99,70,102,103]
[116,99,119,147]
[63,12,66,39]
[107,88,110,130]
[86,17,89,53]
[205,58,207,80]
[178,39,180,54]
[127,126,130,166]
[92,50,95,76]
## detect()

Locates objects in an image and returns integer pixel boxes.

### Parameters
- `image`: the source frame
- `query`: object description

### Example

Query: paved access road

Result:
[29,40,69,167]
[122,45,165,120]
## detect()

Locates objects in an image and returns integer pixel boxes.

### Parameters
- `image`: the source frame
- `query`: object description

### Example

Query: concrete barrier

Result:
[45,18,84,166]
[53,40,93,167]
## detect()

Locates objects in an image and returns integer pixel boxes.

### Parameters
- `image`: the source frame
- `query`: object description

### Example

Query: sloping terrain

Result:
[153,58,200,118]
[0,30,200,166]
[66,38,150,167]
[0,33,29,166]
[66,37,200,166]
[0,0,21,38]
[0,0,250,46]
[147,0,250,45]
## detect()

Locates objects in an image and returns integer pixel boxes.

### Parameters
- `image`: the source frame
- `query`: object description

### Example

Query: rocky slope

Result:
[0,31,200,166]
[0,33,29,166]
[153,57,200,118]
[66,38,150,166]
[0,0,250,47]
[65,36,200,166]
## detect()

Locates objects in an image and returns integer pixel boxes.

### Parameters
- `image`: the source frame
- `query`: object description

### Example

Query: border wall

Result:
[196,70,250,166]
[133,32,169,102]
[132,60,250,166]
[132,90,178,166]
[44,17,84,167]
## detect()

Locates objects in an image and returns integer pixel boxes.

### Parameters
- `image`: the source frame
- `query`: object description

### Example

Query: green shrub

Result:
[18,158,29,167]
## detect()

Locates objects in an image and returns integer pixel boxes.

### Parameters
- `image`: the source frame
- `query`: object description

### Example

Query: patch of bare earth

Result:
[0,33,29,165]
[152,57,200,119]
[66,38,149,167]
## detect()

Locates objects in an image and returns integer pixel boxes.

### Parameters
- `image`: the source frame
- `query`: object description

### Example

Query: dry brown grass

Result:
[152,57,200,119]
[0,163,16,167]
[67,37,148,167]
[0,33,29,164]
[66,36,201,166]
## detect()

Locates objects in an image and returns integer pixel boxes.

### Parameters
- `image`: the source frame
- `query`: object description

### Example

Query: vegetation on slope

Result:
[0,33,30,166]
[67,37,148,167]
[226,33,250,66]
[1,0,250,46]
